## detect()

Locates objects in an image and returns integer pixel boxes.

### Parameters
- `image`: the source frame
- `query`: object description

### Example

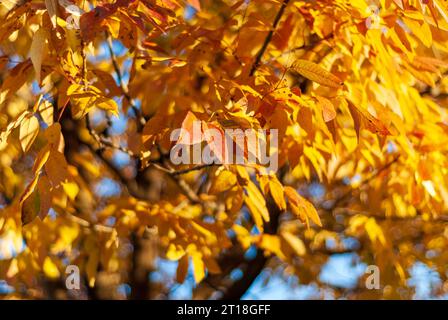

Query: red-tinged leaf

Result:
[347,99,391,138]
[176,254,189,283]
[316,96,336,122]
[203,122,227,163]
[284,186,322,227]
[79,0,133,42]
[177,111,204,145]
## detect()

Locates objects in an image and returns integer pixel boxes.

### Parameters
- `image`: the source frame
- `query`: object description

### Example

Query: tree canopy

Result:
[1,0,448,299]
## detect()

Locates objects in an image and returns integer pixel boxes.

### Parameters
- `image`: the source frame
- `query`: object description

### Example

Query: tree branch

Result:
[105,32,146,128]
[249,0,290,76]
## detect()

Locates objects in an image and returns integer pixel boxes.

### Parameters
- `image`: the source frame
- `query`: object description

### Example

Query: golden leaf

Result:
[268,175,286,211]
[292,59,343,88]
[30,28,46,83]
[19,114,39,152]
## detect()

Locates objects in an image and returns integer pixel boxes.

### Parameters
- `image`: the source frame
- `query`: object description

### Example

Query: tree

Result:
[0,0,447,300]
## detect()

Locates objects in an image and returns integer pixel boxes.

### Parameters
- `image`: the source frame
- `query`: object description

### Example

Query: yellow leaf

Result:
[268,176,286,210]
[284,186,322,227]
[365,218,386,246]
[19,174,39,207]
[244,194,264,231]
[30,28,46,83]
[316,96,336,122]
[192,252,205,283]
[167,243,185,260]
[43,257,60,279]
[292,59,343,88]
[281,231,306,256]
[32,145,51,174]
[232,224,252,249]
[235,165,250,185]
[209,170,237,194]
[258,234,286,260]
[245,181,270,222]
[62,180,79,201]
[38,100,54,126]
[96,96,119,116]
[19,114,39,152]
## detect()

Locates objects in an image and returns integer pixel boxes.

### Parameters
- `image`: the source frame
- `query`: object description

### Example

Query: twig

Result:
[85,113,136,157]
[331,155,401,209]
[67,213,114,233]
[249,0,290,76]
[105,32,146,128]
[171,163,217,176]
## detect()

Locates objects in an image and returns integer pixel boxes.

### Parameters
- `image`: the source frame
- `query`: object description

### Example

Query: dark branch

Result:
[249,0,290,76]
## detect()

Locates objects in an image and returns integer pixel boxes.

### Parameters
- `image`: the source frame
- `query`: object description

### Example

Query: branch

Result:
[105,32,146,128]
[194,168,288,300]
[171,163,217,176]
[85,115,146,199]
[85,115,136,157]
[249,0,290,76]
[330,155,400,209]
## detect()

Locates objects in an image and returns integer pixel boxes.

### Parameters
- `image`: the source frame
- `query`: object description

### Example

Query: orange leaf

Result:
[292,59,343,88]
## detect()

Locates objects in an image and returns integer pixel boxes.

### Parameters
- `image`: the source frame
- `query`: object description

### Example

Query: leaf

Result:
[32,145,51,174]
[258,234,286,260]
[177,111,203,145]
[19,114,39,152]
[203,256,221,274]
[209,170,237,194]
[316,96,336,122]
[245,181,270,222]
[226,186,244,214]
[244,194,264,231]
[21,187,40,226]
[346,99,391,138]
[38,100,54,126]
[62,180,79,201]
[79,0,132,42]
[191,252,205,283]
[203,122,227,163]
[30,28,46,83]
[0,60,32,105]
[37,175,52,219]
[176,254,189,283]
[268,175,286,210]
[95,96,119,115]
[284,186,322,227]
[43,257,60,279]
[292,59,344,88]
[281,231,306,256]
[45,151,68,186]
[365,218,386,246]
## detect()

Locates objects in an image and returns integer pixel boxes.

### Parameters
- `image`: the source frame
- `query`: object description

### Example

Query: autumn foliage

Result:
[1,0,448,299]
